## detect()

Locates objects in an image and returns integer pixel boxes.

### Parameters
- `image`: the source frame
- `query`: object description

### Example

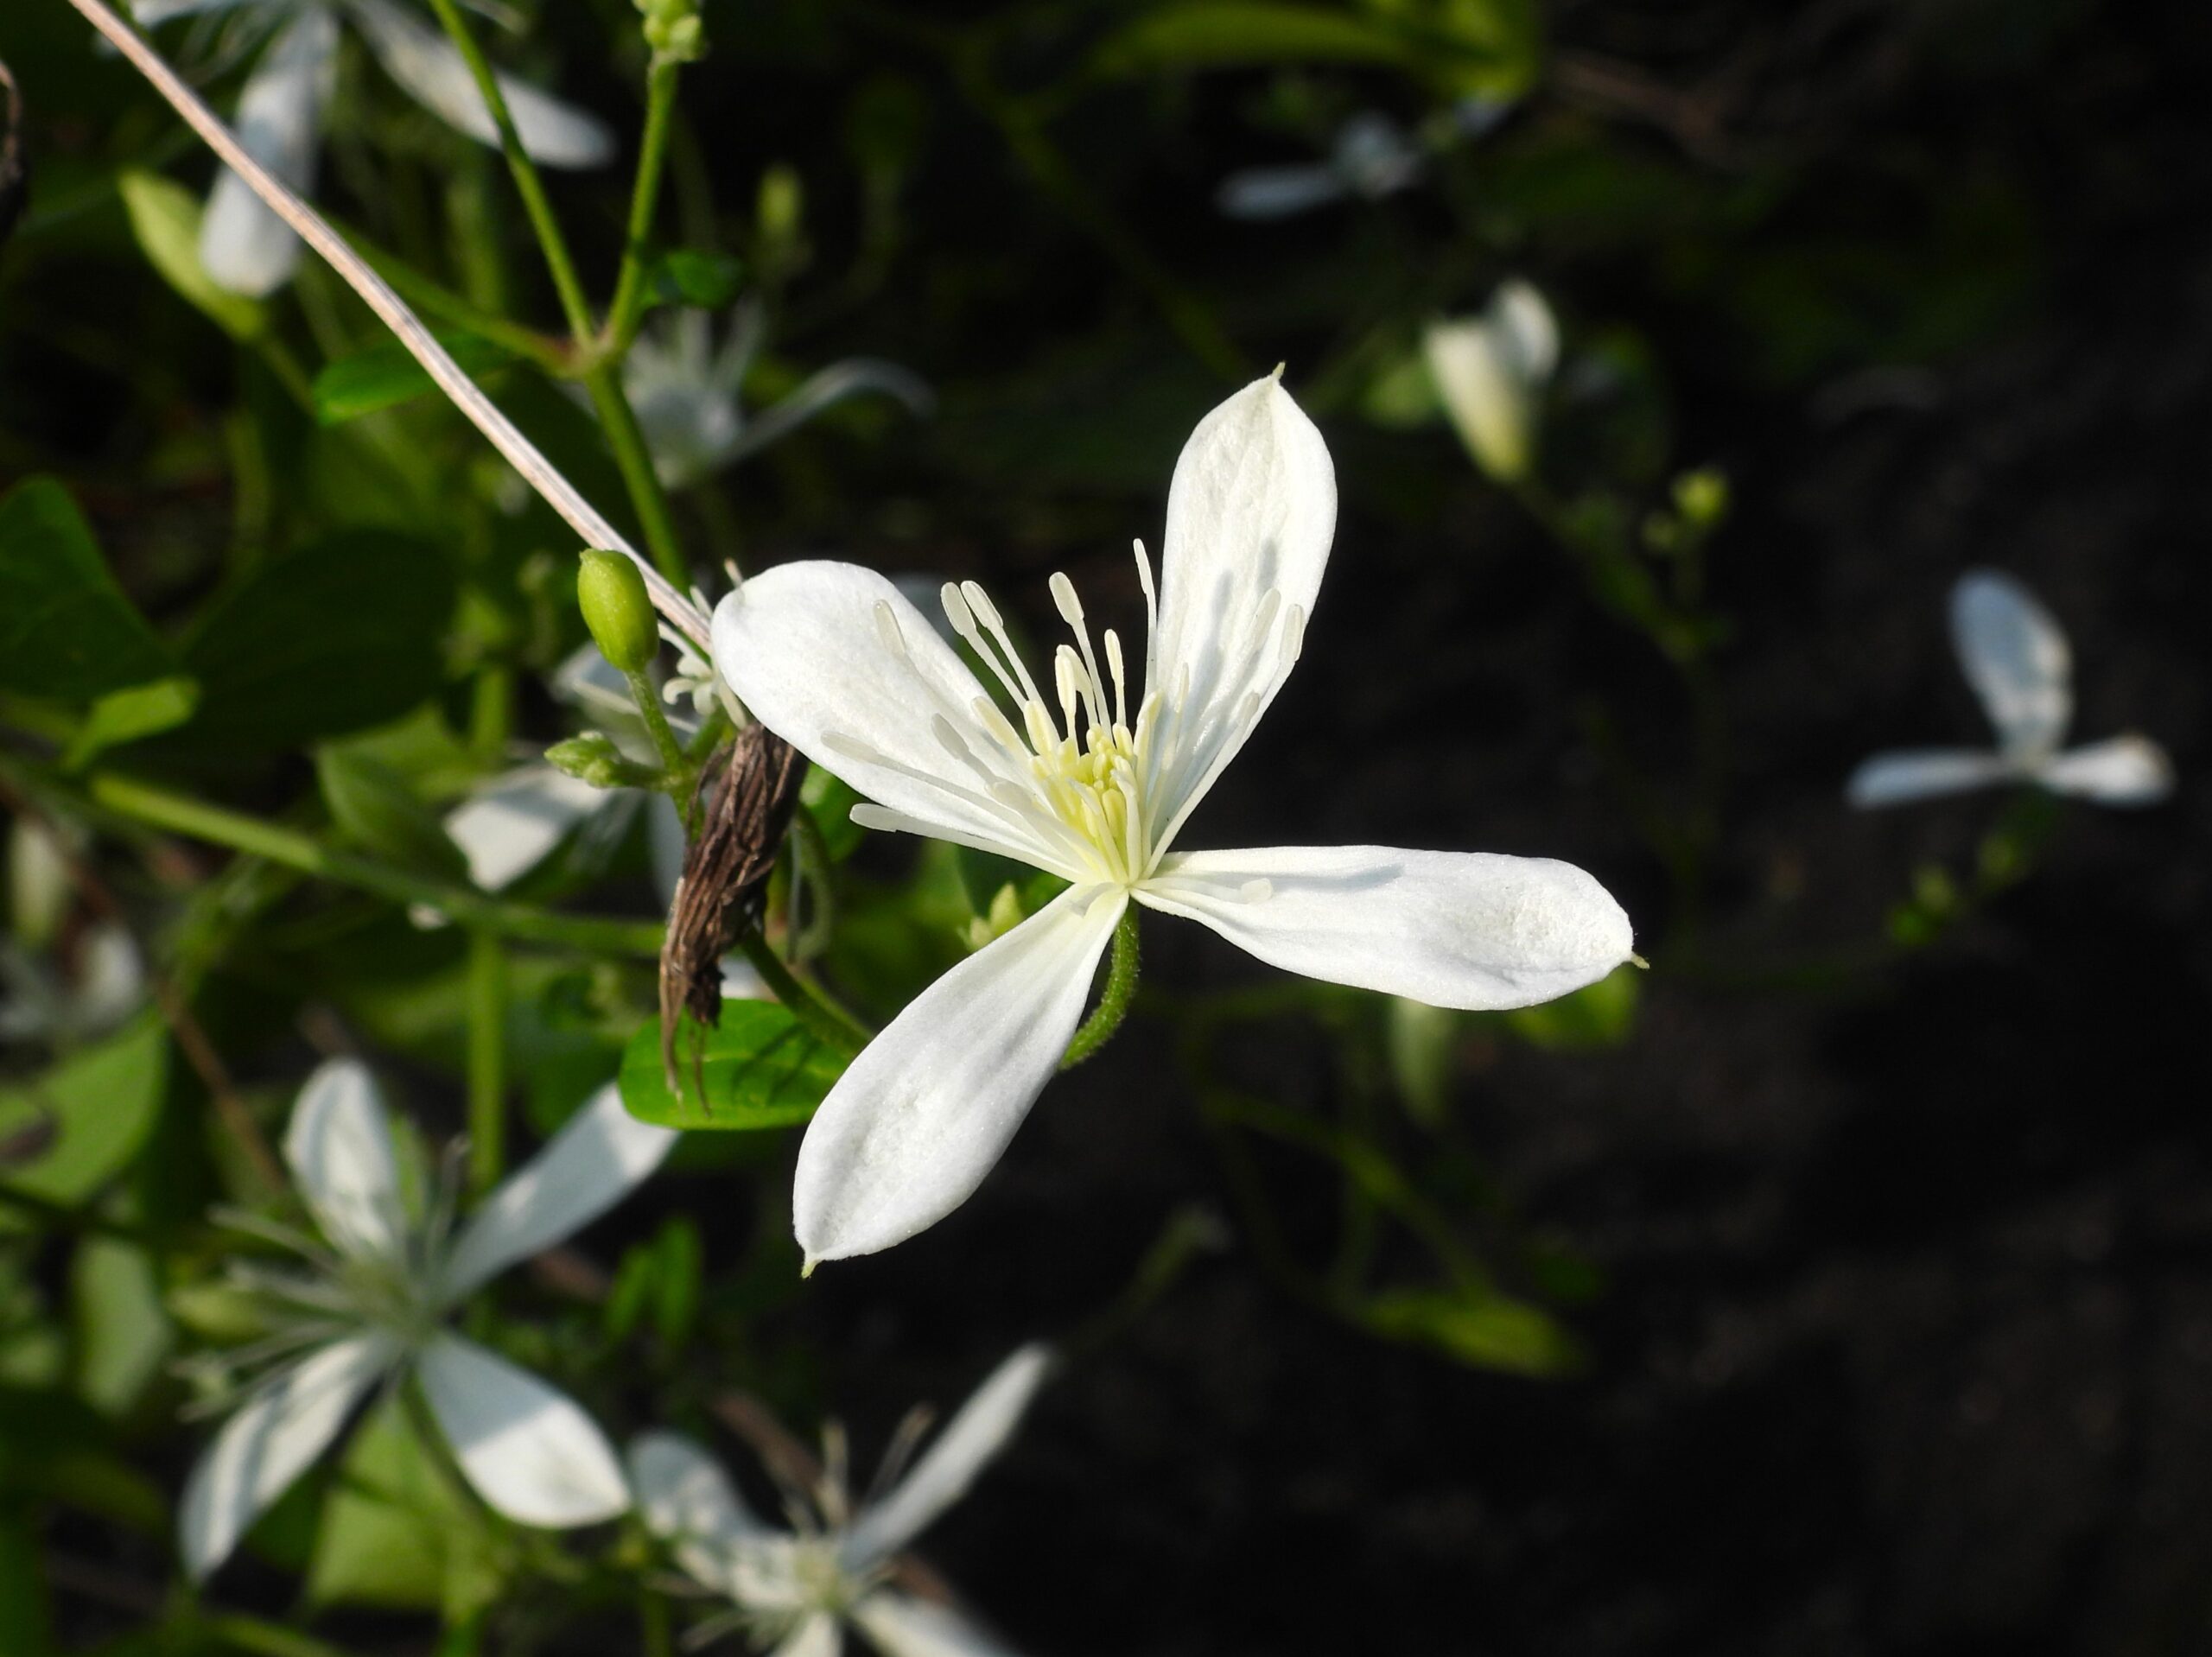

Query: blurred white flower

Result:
[626,302,933,489]
[1847,569,2173,809]
[1,818,146,1044]
[137,0,612,296]
[1422,278,1558,484]
[1217,112,1422,219]
[1217,96,1512,221]
[713,373,1635,1264]
[180,1059,675,1578]
[630,1343,1052,1657]
[0,923,146,1045]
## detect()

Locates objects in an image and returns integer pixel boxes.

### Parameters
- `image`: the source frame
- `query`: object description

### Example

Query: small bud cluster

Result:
[633,0,703,65]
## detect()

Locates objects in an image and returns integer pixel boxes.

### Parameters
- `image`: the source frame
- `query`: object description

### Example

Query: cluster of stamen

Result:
[830,542,1306,896]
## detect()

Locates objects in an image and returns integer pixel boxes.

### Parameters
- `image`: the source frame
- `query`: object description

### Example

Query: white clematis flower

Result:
[712,374,1635,1263]
[630,1343,1052,1657]
[179,1059,676,1578]
[1422,278,1559,485]
[139,0,612,296]
[1847,568,2173,809]
[624,302,934,490]
[1217,111,1423,219]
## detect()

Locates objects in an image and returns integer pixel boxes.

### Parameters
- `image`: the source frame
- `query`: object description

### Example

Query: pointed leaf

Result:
[0,479,173,701]
[618,1001,849,1132]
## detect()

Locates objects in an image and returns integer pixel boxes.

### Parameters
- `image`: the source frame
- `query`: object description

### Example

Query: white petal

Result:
[1331,113,1421,200]
[627,1431,765,1546]
[771,1614,843,1657]
[180,1332,394,1579]
[132,0,258,24]
[438,1083,675,1301]
[283,1057,409,1262]
[1137,845,1633,1011]
[1424,298,1546,486]
[2038,734,2174,804]
[854,1594,1021,1657]
[444,765,610,890]
[1149,376,1336,827]
[844,1344,1052,1566]
[793,887,1125,1263]
[712,562,1061,872]
[1215,164,1349,220]
[1845,747,2015,808]
[344,0,613,168]
[416,1334,631,1526]
[198,5,338,296]
[1489,278,1560,385]
[1950,568,2071,759]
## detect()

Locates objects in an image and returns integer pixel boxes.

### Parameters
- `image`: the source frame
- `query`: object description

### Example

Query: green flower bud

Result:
[546,733,635,790]
[577,549,659,675]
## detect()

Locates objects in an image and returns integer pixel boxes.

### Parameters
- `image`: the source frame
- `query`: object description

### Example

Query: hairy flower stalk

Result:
[714,375,1638,1265]
[179,1060,675,1578]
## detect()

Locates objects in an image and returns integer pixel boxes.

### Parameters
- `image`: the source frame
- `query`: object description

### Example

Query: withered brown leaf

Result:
[658,722,804,1095]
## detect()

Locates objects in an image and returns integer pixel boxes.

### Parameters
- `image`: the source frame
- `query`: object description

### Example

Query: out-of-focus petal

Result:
[769,1615,842,1657]
[853,1594,1022,1657]
[721,359,936,466]
[843,1343,1052,1567]
[1845,748,2014,809]
[1949,568,2072,759]
[2039,734,2174,805]
[179,1332,393,1579]
[445,765,610,891]
[198,4,338,295]
[283,1057,409,1263]
[416,1334,631,1526]
[438,1083,676,1301]
[1216,163,1348,220]
[346,0,613,168]
[1137,844,1633,1011]
[792,887,1124,1263]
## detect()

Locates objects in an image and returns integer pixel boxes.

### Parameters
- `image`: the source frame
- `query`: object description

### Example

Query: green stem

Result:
[624,666,691,782]
[735,929,867,1053]
[604,58,683,352]
[585,366,690,585]
[67,768,664,957]
[1061,905,1139,1069]
[420,0,594,340]
[419,0,690,586]
[466,927,507,1195]
[639,1590,674,1657]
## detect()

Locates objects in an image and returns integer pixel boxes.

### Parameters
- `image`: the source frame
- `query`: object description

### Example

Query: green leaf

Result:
[1497,964,1640,1051]
[311,330,516,426]
[646,247,746,311]
[70,1235,172,1416]
[61,676,200,769]
[0,479,173,701]
[619,1000,847,1131]
[175,530,458,752]
[0,1014,167,1220]
[1361,1286,1580,1376]
[116,168,266,342]
[307,1395,499,1615]
[315,744,468,880]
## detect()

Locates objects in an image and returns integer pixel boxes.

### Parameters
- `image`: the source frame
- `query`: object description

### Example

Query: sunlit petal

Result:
[793,887,1124,1263]
[438,1083,676,1302]
[1137,844,1633,1011]
[2038,733,2173,804]
[283,1057,409,1262]
[844,1344,1052,1566]
[179,1332,394,1579]
[416,1334,631,1526]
